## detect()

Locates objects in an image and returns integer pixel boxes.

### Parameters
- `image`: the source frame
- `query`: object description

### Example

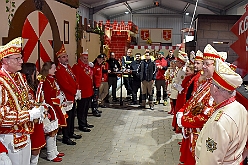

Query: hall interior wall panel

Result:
[109,14,131,22]
[158,16,183,45]
[226,3,246,15]
[78,5,90,20]
[93,14,107,22]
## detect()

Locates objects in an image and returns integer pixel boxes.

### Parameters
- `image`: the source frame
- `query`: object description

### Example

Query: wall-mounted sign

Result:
[140,30,150,40]
[231,6,248,77]
[163,30,172,41]
[139,28,172,44]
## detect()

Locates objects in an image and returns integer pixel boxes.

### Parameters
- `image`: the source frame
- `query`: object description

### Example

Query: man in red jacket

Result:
[55,44,82,145]
[72,51,94,132]
[155,51,168,106]
[91,54,105,117]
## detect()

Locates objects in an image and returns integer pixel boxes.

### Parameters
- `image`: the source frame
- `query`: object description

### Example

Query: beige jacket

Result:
[195,100,248,165]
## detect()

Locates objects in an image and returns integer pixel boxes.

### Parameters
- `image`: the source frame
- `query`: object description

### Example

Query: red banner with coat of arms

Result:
[140,30,150,40]
[163,29,172,41]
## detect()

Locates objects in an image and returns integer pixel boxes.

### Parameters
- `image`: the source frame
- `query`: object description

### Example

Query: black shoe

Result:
[62,139,76,145]
[97,109,102,113]
[69,134,82,139]
[87,124,94,128]
[93,111,101,117]
[78,127,91,132]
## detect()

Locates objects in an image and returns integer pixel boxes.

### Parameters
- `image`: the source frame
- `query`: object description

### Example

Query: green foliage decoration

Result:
[6,0,16,25]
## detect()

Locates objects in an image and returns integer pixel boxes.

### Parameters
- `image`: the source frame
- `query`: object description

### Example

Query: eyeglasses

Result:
[127,52,132,53]
[203,62,214,67]
[169,52,173,53]
[7,57,23,62]
[211,82,219,89]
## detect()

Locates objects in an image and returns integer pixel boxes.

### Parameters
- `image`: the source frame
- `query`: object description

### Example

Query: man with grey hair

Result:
[195,58,248,164]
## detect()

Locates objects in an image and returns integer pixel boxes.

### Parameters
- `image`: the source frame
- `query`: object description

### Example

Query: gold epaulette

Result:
[37,74,46,81]
[214,110,223,121]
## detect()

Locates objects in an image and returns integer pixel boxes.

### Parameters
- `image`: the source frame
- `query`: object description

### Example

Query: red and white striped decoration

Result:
[129,45,179,50]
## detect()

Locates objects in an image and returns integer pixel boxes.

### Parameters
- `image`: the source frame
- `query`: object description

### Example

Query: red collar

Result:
[214,96,236,110]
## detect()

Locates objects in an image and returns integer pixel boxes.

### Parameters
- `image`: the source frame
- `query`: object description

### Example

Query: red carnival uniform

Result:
[72,59,93,98]
[176,72,201,163]
[28,85,46,150]
[55,63,79,102]
[179,78,215,165]
[42,75,67,127]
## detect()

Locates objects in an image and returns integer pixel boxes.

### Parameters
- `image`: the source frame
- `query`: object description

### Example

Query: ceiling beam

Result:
[93,0,128,14]
[180,0,222,14]
[183,3,190,13]
[124,1,132,13]
[224,0,246,11]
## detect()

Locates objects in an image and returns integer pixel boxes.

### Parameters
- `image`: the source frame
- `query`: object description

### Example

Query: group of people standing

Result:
[166,44,248,164]
[0,37,107,165]
[0,36,247,165]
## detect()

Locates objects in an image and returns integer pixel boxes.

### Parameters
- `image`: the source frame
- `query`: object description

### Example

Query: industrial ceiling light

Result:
[185,12,189,15]
[125,11,129,14]
[154,1,159,6]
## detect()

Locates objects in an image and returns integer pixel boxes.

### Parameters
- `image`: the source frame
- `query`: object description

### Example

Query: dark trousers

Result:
[108,76,117,99]
[77,97,91,128]
[155,80,168,101]
[132,79,141,103]
[91,87,99,112]
[62,103,76,140]
[123,77,133,96]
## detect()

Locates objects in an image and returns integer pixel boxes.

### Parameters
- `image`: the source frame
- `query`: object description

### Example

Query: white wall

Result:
[47,0,77,65]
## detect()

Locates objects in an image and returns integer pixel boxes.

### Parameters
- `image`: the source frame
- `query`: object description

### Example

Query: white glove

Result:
[56,93,65,104]
[75,90,81,100]
[172,83,177,88]
[28,106,44,121]
[176,112,183,128]
[89,62,94,68]
[176,85,184,94]
[0,152,12,165]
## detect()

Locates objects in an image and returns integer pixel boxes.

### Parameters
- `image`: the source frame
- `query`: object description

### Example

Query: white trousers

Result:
[46,135,59,160]
[0,134,31,165]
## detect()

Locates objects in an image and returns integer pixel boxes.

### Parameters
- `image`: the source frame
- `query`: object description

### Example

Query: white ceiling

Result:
[79,0,246,19]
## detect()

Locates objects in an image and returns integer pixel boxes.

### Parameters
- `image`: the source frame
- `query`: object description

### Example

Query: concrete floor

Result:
[38,89,182,165]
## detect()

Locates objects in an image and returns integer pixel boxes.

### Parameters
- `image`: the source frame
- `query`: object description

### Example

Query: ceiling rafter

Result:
[224,0,246,11]
[109,4,185,19]
[124,1,132,13]
[180,0,222,14]
[93,0,128,14]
